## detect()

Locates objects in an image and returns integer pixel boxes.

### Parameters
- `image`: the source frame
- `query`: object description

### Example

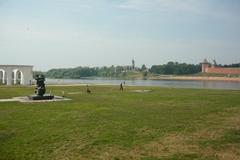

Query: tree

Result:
[141,64,147,71]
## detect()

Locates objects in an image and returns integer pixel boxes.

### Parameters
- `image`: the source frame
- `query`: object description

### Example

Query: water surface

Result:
[46,78,240,90]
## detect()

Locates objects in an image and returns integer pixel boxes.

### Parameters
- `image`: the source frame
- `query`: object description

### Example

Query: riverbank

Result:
[150,75,240,82]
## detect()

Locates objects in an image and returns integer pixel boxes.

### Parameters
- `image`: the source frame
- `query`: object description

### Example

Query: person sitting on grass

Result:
[86,85,91,94]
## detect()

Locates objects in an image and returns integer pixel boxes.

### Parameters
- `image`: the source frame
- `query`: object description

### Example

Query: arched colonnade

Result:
[0,65,33,85]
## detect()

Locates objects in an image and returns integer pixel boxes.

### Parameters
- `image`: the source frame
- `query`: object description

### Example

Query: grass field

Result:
[0,85,240,160]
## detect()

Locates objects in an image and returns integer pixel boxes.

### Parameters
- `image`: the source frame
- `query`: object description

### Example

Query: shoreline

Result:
[150,76,240,82]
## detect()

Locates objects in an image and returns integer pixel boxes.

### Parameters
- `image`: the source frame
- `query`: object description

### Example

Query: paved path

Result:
[0,99,17,102]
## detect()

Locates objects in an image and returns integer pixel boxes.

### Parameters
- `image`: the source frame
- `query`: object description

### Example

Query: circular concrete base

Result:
[130,90,152,93]
[0,96,71,103]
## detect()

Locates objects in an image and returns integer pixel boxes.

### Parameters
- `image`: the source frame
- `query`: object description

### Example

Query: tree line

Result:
[45,66,134,79]
[40,62,200,79]
[150,62,201,75]
[218,63,240,68]
[36,62,239,79]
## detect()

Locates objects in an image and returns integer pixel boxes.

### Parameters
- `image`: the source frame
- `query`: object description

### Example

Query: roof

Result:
[0,65,33,68]
[202,59,209,64]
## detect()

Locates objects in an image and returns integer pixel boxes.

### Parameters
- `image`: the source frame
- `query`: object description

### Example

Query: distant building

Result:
[0,65,33,85]
[201,59,240,74]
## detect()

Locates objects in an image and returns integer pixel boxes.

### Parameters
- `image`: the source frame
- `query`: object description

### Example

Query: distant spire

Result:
[132,59,135,70]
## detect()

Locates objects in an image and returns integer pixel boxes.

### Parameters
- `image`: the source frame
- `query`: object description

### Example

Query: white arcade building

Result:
[0,65,33,85]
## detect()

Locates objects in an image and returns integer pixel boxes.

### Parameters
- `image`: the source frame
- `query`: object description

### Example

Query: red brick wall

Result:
[205,67,240,74]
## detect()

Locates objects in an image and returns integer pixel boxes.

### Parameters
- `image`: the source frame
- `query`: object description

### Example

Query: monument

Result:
[29,74,54,100]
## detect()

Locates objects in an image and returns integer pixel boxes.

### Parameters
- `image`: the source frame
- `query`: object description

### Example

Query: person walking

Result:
[120,83,123,91]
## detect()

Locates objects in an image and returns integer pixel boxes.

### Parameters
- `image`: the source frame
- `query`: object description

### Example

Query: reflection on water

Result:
[46,78,240,90]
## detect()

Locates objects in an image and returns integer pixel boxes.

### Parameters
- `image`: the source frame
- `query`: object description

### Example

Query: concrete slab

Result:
[130,90,152,93]
[0,99,17,102]
[0,96,71,103]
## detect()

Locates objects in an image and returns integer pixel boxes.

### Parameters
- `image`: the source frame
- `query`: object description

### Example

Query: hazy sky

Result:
[1,0,240,71]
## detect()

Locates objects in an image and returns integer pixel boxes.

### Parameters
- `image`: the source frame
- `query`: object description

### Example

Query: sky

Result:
[0,0,240,71]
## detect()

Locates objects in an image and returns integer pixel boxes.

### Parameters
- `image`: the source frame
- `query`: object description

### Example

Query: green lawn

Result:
[0,85,240,160]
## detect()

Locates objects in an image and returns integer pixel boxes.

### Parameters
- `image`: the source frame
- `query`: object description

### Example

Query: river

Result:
[46,78,240,90]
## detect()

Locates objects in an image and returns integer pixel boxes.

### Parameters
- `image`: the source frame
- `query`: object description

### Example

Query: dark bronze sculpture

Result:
[29,74,54,100]
[35,74,46,96]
